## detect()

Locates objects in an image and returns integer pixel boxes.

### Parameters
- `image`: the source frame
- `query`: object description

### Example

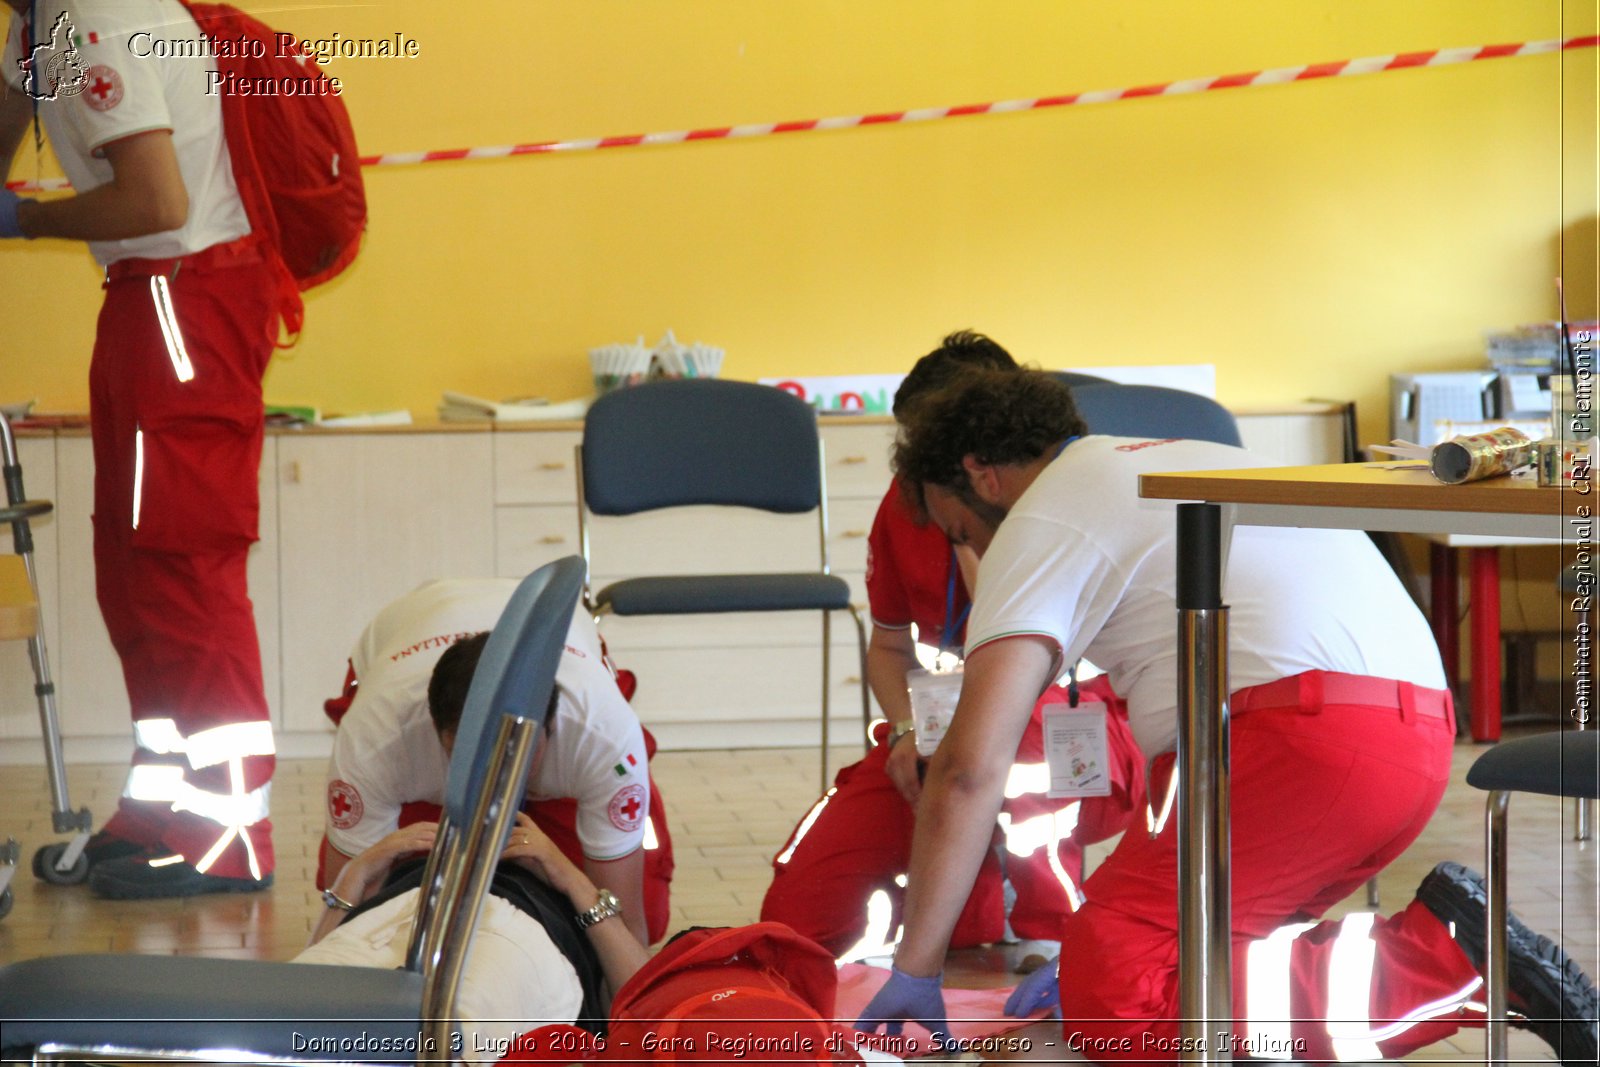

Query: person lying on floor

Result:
[296,809,648,1055]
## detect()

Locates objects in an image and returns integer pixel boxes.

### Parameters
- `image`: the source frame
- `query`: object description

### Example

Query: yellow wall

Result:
[2,0,1596,446]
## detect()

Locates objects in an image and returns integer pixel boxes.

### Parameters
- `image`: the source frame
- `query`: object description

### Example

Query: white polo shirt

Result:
[3,0,248,262]
[325,579,652,864]
[966,436,1446,758]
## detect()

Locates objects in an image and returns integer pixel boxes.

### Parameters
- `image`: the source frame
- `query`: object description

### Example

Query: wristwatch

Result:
[889,719,917,744]
[321,887,356,911]
[576,888,623,930]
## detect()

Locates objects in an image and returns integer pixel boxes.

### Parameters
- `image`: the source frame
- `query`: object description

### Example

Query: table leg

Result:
[1469,547,1502,742]
[1176,503,1232,1063]
[1429,543,1460,695]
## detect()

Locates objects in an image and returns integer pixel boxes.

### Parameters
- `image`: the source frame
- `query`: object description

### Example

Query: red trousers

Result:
[1056,672,1481,1063]
[92,241,278,879]
[763,677,1144,955]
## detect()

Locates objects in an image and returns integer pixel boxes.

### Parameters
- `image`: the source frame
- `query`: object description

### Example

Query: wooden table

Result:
[1138,462,1564,1064]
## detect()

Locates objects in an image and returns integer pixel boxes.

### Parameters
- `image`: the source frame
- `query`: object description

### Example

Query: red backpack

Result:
[182,2,367,345]
[504,924,866,1064]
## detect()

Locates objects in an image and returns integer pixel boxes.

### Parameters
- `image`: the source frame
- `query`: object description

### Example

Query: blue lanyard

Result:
[940,549,970,656]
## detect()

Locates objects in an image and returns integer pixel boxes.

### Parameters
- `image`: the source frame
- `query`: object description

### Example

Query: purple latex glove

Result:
[1003,954,1062,1018]
[854,965,951,1047]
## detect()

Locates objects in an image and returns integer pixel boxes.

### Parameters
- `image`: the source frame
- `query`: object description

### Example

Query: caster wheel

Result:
[0,887,12,920]
[33,842,89,885]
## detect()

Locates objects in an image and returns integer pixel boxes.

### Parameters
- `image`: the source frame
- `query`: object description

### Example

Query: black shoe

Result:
[88,854,273,900]
[1417,861,1598,1065]
[82,831,150,867]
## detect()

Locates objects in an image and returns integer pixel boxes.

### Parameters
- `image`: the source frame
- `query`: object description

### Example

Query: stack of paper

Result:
[320,410,413,428]
[438,392,590,422]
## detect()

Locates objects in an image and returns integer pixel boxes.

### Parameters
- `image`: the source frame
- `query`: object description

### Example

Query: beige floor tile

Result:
[1,732,1595,1063]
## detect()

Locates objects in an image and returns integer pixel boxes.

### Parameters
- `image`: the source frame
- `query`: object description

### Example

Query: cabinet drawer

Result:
[494,431,583,504]
[826,496,877,575]
[496,504,581,577]
[586,508,821,578]
[598,606,869,654]
[820,422,897,499]
[620,644,877,728]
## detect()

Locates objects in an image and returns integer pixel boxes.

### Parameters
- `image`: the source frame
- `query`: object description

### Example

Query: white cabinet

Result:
[0,405,1345,763]
[275,432,496,734]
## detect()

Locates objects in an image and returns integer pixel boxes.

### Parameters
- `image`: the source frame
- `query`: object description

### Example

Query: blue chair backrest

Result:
[582,379,822,516]
[1050,371,1113,389]
[1070,383,1243,447]
[442,557,584,825]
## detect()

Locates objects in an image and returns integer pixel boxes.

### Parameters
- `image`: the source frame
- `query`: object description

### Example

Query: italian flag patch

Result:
[612,752,639,776]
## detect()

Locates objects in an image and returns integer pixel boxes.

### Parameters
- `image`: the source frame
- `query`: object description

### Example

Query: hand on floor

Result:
[854,965,951,1047]
[1003,954,1061,1018]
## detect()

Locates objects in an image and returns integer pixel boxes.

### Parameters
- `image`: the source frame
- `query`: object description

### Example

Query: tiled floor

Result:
[0,733,1595,1064]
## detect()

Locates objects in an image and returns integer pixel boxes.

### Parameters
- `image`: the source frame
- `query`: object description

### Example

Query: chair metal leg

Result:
[1486,789,1511,1065]
[820,611,833,793]
[1364,875,1380,909]
[847,604,871,751]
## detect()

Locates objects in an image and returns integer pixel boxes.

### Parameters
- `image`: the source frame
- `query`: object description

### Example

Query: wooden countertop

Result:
[14,401,1345,437]
[1139,462,1563,517]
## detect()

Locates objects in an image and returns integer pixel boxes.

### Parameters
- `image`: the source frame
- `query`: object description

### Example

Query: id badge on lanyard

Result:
[906,665,963,758]
[1042,692,1111,799]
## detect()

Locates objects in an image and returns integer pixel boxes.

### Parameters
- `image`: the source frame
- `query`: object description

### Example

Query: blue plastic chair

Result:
[577,379,869,790]
[0,557,587,1062]
[1071,383,1243,447]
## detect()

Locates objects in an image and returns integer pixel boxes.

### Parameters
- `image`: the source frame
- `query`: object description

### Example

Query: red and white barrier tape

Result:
[8,34,1597,192]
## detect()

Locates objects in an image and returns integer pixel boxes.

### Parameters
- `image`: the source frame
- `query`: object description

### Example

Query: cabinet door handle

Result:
[840,455,868,465]
[843,676,862,685]
[539,534,567,545]
[840,529,867,539]
[539,461,567,471]
[285,460,302,484]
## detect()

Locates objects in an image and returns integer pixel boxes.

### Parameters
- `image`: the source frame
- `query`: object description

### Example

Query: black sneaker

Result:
[82,831,150,867]
[1417,861,1598,1065]
[88,854,273,900]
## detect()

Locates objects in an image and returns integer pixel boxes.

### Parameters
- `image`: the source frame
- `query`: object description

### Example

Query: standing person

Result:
[3,0,283,897]
[763,332,1143,956]
[855,365,1597,1063]
[319,578,674,946]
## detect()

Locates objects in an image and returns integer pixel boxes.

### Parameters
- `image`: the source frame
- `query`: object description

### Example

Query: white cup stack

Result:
[651,329,724,379]
[589,337,654,395]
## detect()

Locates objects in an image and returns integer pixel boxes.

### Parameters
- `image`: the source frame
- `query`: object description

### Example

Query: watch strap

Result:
[576,888,622,929]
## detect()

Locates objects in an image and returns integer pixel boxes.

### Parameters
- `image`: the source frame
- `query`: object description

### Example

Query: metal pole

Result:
[1176,503,1232,1062]
[1486,790,1510,1065]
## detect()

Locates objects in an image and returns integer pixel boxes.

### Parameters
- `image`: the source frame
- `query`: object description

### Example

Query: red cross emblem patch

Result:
[82,65,122,111]
[607,784,646,832]
[328,779,364,830]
